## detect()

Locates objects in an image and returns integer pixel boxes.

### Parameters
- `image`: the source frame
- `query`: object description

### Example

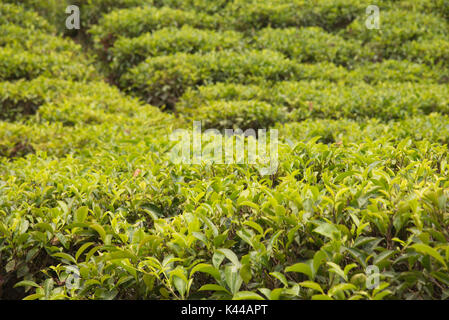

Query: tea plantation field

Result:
[1,0,449,300]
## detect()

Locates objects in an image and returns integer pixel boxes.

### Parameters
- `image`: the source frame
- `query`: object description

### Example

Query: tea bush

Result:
[90,6,220,51]
[2,0,449,301]
[0,13,96,84]
[181,100,288,131]
[179,81,449,121]
[4,124,449,300]
[0,3,53,32]
[0,77,166,124]
[108,27,244,77]
[223,0,371,32]
[121,50,349,107]
[0,25,82,53]
[399,39,449,68]
[0,48,95,82]
[390,0,449,19]
[342,10,449,62]
[348,60,445,84]
[3,0,155,36]
[79,0,155,27]
[280,113,449,145]
[253,27,362,66]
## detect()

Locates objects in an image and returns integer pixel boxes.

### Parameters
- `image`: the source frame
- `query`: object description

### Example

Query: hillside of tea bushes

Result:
[1,0,449,300]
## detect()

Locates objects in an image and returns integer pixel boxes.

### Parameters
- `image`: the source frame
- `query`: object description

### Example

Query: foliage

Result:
[342,9,449,63]
[90,6,220,50]
[1,0,449,301]
[108,26,244,77]
[120,50,348,107]
[253,27,362,66]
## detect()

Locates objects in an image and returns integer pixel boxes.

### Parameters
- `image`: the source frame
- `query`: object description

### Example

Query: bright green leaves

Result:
[233,291,264,300]
[217,248,242,268]
[269,272,288,287]
[89,223,107,243]
[170,267,192,299]
[285,248,329,280]
[240,264,252,284]
[410,243,448,269]
[74,206,89,223]
[327,262,357,282]
[196,249,248,298]
[199,284,230,295]
[225,266,243,296]
[285,263,313,280]
[299,281,324,294]
[2,0,449,302]
[191,263,220,282]
[314,222,341,241]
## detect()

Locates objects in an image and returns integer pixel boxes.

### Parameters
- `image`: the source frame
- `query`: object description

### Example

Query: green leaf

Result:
[217,248,241,267]
[5,260,16,273]
[14,280,40,289]
[373,250,394,265]
[411,243,447,269]
[335,171,357,184]
[328,283,356,297]
[75,242,94,262]
[225,265,243,295]
[373,290,392,300]
[327,262,348,281]
[233,291,265,300]
[259,288,272,300]
[0,222,9,237]
[212,251,225,269]
[312,250,327,277]
[244,221,263,235]
[173,276,187,298]
[75,206,89,223]
[314,222,340,240]
[285,263,313,279]
[90,223,106,242]
[52,252,76,264]
[240,264,252,284]
[190,263,220,281]
[23,293,44,300]
[239,201,260,211]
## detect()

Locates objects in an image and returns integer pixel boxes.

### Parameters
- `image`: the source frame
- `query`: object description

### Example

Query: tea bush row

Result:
[0,3,53,32]
[341,9,449,64]
[0,48,95,82]
[107,26,362,77]
[0,77,165,123]
[119,50,350,107]
[90,6,220,51]
[2,0,449,301]
[108,27,244,77]
[92,4,449,90]
[121,50,446,108]
[0,15,96,83]
[3,120,449,299]
[178,81,449,128]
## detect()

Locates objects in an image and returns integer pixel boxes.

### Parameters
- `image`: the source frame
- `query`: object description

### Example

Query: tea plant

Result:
[1,0,449,301]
